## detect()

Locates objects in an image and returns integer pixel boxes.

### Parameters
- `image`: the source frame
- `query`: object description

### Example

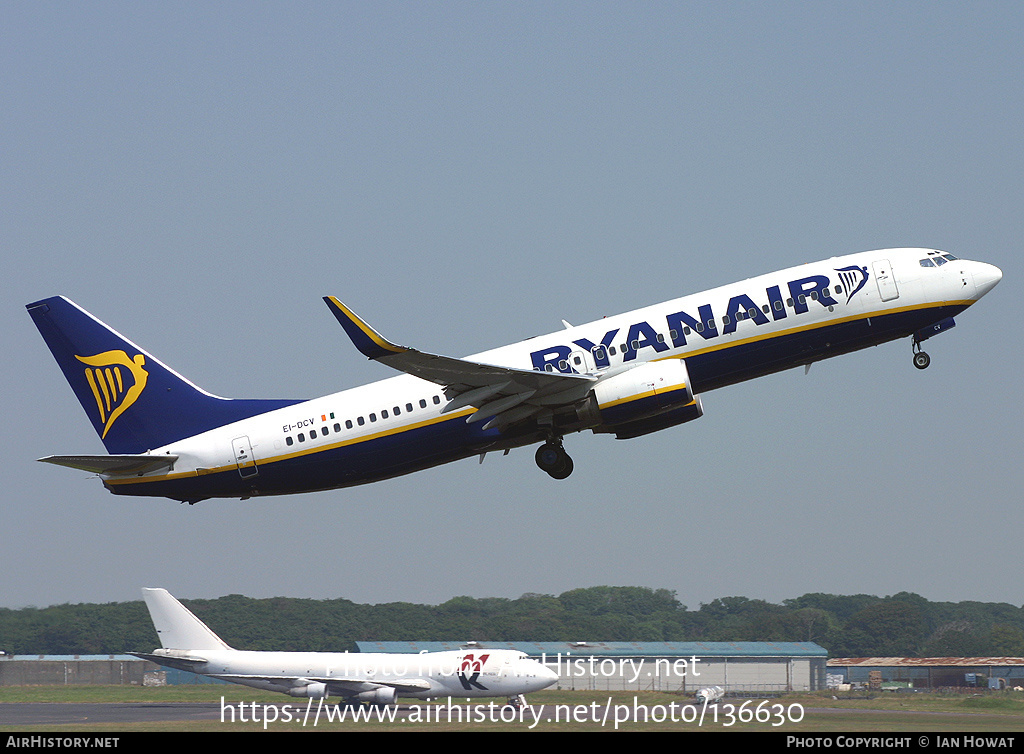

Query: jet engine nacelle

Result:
[607,395,703,439]
[354,686,398,706]
[288,682,329,699]
[585,359,702,435]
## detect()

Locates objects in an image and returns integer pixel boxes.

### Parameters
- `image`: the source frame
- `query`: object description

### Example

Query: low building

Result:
[0,655,148,686]
[827,657,1024,690]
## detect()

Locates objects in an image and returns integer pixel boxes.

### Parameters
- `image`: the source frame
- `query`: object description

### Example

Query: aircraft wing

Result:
[316,677,433,693]
[324,297,595,429]
[215,674,433,696]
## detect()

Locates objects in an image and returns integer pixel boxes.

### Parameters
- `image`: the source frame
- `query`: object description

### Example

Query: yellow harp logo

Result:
[76,351,149,438]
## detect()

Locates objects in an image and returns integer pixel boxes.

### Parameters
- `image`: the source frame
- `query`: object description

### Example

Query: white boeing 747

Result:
[27,248,1001,502]
[133,588,557,705]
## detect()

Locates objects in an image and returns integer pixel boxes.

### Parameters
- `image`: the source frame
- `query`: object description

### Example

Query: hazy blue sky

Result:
[3,2,1021,612]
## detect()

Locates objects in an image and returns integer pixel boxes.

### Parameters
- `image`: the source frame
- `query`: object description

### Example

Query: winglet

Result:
[323,297,408,360]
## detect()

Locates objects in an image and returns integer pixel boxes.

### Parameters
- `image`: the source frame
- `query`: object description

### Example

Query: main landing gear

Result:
[912,340,931,370]
[535,440,573,479]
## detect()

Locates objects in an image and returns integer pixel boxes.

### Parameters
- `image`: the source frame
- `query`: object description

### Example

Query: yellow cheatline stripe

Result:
[659,300,971,363]
[598,382,689,410]
[105,407,477,486]
[326,296,405,354]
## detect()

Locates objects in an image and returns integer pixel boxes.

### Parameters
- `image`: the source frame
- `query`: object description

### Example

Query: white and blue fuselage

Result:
[27,248,1001,502]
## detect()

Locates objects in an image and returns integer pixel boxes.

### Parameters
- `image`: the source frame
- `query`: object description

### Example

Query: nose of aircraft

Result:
[536,663,558,690]
[973,262,1003,299]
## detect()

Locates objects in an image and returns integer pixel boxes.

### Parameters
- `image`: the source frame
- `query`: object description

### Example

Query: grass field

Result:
[3,686,1024,732]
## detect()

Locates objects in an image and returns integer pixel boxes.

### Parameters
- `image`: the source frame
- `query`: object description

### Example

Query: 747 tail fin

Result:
[140,588,232,651]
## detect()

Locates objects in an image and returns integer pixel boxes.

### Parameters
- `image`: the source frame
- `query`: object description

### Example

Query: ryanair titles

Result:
[531,268,869,373]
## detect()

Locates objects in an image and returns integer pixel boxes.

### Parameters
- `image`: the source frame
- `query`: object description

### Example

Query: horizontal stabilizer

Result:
[38,454,178,476]
[131,652,210,672]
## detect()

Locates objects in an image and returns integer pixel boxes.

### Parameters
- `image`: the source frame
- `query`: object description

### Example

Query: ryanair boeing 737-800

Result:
[27,248,1001,503]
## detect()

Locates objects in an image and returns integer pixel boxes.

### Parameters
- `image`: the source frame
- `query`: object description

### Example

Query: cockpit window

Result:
[933,256,947,266]
[920,258,935,267]
[942,253,959,261]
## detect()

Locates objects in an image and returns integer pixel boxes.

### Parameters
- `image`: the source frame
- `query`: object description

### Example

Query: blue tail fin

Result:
[27,296,302,455]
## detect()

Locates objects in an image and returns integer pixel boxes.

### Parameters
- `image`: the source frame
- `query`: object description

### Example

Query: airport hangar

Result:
[360,641,828,693]
[827,657,1024,690]
[2,641,828,693]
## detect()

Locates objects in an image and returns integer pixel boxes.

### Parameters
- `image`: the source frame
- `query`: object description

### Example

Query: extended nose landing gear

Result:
[912,317,956,370]
[535,440,573,479]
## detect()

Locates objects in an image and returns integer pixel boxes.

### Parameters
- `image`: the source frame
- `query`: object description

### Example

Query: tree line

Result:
[2,587,1022,658]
